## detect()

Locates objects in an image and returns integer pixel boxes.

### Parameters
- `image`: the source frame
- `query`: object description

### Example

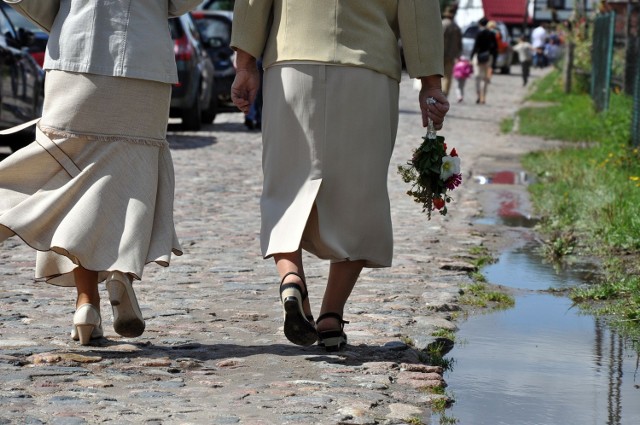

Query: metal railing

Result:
[591,11,615,112]
[633,52,640,147]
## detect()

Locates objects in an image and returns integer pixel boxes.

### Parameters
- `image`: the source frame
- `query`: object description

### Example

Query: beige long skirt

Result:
[261,64,399,268]
[0,71,182,286]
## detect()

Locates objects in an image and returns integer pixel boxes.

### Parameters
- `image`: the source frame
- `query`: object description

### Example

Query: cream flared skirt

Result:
[261,64,399,268]
[0,71,182,286]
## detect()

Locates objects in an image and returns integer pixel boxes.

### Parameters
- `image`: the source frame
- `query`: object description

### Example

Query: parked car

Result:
[199,0,235,11]
[0,3,47,67]
[462,21,513,74]
[0,3,45,152]
[191,10,237,115]
[169,12,216,130]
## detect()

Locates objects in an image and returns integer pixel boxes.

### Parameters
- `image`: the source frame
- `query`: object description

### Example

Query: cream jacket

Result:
[3,0,202,84]
[231,0,444,82]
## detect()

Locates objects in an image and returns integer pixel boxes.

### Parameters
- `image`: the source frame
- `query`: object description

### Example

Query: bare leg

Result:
[274,250,312,319]
[74,267,100,309]
[317,259,365,332]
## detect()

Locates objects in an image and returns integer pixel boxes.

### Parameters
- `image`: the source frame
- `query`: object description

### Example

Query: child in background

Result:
[453,56,473,102]
[513,36,534,86]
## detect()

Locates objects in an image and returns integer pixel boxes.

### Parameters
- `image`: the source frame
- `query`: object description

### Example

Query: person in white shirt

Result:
[531,23,548,68]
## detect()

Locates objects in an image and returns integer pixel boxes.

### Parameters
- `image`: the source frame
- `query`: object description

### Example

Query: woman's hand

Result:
[418,75,449,130]
[231,49,260,114]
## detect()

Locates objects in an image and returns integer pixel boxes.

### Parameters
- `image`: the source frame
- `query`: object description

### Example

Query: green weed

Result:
[517,69,640,345]
[459,283,515,310]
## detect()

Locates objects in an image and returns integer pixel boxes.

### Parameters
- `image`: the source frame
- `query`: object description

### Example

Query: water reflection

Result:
[473,170,539,228]
[482,243,600,291]
[440,242,639,425]
[444,294,640,425]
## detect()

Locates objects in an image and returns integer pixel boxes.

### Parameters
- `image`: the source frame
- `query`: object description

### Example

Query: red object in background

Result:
[491,171,517,184]
[30,51,44,68]
[174,34,194,62]
[482,0,532,26]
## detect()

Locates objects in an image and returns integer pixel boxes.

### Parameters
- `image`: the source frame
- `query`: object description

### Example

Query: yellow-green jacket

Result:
[231,0,444,82]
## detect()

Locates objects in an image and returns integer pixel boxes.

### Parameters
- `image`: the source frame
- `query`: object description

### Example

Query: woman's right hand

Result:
[231,49,260,114]
[418,75,449,130]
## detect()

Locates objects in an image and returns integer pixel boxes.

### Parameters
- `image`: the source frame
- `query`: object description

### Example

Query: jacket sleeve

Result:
[3,0,60,33]
[230,0,274,59]
[398,0,444,78]
[168,0,203,17]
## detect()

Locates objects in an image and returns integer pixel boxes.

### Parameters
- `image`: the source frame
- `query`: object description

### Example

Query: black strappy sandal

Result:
[316,312,349,352]
[279,271,318,346]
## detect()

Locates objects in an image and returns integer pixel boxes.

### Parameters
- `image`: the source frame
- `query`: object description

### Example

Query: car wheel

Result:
[181,94,202,131]
[201,93,218,124]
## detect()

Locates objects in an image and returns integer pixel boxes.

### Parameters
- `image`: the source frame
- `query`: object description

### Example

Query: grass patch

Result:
[468,245,495,269]
[439,415,459,425]
[570,259,640,345]
[467,244,495,284]
[500,116,514,133]
[431,328,456,341]
[418,340,455,372]
[459,283,515,309]
[517,69,640,343]
[420,386,458,423]
[400,335,415,347]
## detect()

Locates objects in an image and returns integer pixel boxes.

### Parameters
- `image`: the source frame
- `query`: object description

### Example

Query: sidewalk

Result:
[0,66,549,424]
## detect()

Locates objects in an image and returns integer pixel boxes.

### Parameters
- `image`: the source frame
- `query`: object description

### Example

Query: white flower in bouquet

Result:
[440,155,461,181]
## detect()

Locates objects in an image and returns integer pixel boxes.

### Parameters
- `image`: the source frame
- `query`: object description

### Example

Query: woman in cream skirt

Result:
[231,0,450,351]
[0,0,202,345]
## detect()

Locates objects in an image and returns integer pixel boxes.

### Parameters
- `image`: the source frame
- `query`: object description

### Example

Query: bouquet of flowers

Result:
[397,99,462,219]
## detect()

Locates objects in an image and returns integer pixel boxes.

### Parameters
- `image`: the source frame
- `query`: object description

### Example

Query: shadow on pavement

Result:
[69,341,424,366]
[166,134,218,150]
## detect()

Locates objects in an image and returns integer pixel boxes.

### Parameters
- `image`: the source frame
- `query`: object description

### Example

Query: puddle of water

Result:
[444,294,640,425]
[440,242,639,425]
[473,170,540,228]
[473,170,532,186]
[482,243,600,291]
[474,214,539,228]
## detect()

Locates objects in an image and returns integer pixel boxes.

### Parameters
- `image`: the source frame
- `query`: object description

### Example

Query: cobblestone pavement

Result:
[1,66,551,424]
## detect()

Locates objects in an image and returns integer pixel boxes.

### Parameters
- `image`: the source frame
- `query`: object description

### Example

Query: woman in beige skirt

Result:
[0,0,201,345]
[231,0,450,351]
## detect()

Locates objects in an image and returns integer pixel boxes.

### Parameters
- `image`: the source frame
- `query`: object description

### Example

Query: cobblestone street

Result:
[1,67,548,424]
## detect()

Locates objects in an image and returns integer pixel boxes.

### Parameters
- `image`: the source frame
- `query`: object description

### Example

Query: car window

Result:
[195,17,231,45]
[184,15,200,41]
[0,6,16,38]
[203,0,235,11]
[1,4,40,33]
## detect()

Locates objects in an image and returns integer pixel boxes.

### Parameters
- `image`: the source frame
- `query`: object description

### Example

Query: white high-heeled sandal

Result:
[72,304,103,345]
[105,271,145,338]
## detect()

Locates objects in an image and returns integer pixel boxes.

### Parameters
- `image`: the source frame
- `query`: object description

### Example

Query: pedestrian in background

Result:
[453,55,473,102]
[544,34,561,65]
[441,6,462,98]
[531,22,548,68]
[470,17,497,104]
[487,20,508,60]
[0,0,201,345]
[231,0,449,351]
[513,35,534,86]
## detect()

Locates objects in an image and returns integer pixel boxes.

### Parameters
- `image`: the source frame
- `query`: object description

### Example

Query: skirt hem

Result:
[38,125,168,147]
